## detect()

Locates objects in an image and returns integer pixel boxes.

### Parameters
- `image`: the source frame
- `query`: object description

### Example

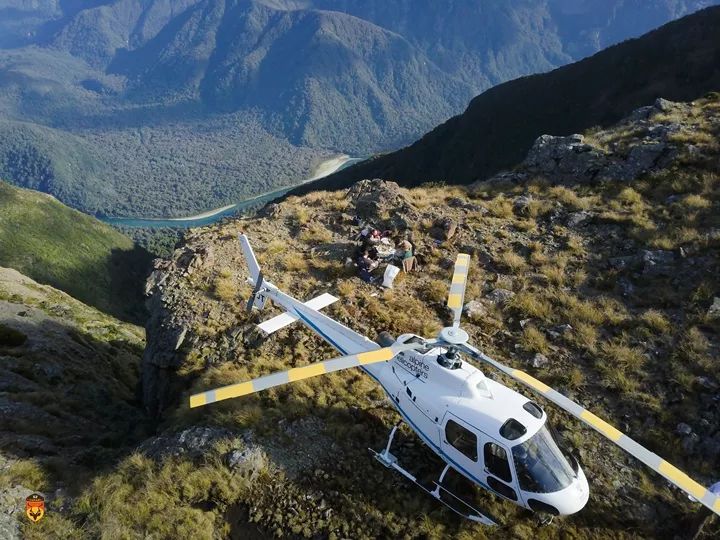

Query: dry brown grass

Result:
[639,309,672,334]
[508,291,554,321]
[298,224,333,243]
[281,252,309,272]
[499,251,528,274]
[548,186,592,210]
[573,322,598,352]
[485,196,514,218]
[521,325,550,354]
[214,275,238,301]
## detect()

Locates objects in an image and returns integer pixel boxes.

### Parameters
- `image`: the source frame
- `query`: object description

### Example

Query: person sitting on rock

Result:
[357,249,379,283]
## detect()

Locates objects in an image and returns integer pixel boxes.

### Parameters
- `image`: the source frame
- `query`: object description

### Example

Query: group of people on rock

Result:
[353,226,418,284]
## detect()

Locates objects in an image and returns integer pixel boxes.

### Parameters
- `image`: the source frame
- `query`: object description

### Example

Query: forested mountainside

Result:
[313,5,720,194]
[0,0,715,217]
[0,180,150,321]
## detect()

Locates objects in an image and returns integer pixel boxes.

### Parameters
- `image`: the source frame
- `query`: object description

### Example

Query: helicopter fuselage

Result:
[271,284,590,517]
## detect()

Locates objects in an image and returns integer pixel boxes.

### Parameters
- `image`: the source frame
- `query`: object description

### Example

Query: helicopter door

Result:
[440,416,481,476]
[480,439,519,502]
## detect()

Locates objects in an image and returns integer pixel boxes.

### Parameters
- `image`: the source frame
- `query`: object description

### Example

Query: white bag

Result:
[382,265,400,288]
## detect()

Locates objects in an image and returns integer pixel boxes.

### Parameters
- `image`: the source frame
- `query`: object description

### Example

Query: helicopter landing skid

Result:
[369,425,498,526]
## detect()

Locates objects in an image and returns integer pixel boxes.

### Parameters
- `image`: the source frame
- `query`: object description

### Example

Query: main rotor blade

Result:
[190,342,423,408]
[447,253,471,328]
[458,342,720,517]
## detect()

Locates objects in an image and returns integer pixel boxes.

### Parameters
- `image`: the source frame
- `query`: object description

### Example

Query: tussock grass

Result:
[640,309,672,334]
[499,251,528,274]
[508,291,553,321]
[298,224,333,243]
[0,459,49,491]
[485,196,514,218]
[214,275,238,301]
[548,186,592,210]
[281,252,309,272]
[521,325,549,354]
[573,322,599,352]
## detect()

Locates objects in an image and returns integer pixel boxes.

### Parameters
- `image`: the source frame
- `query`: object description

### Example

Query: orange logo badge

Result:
[25,493,45,523]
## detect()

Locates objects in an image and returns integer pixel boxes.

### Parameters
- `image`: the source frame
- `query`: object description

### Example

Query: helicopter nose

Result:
[558,466,590,515]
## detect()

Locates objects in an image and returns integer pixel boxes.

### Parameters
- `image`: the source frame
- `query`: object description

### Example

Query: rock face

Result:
[476,98,687,188]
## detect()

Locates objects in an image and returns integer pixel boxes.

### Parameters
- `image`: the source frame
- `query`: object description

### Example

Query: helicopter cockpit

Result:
[511,425,579,494]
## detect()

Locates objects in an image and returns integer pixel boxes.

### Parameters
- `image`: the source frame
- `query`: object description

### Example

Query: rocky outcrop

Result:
[476,98,688,188]
[347,179,419,229]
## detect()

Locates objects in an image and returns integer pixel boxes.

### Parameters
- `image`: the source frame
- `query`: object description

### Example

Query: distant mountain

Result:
[0,180,151,321]
[313,6,720,192]
[0,0,716,216]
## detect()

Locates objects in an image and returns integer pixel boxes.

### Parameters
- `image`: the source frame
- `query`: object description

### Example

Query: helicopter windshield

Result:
[512,426,576,493]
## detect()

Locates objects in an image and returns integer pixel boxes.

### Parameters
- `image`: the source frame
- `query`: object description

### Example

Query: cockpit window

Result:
[499,418,527,440]
[523,401,543,419]
[512,426,576,493]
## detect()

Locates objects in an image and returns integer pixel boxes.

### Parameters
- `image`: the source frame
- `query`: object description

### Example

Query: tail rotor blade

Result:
[190,342,423,408]
[458,342,720,517]
[447,254,471,328]
[246,271,264,313]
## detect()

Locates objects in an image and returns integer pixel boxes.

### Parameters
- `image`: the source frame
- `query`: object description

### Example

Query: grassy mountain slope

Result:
[315,6,720,193]
[98,95,718,538]
[0,267,147,539]
[0,180,151,321]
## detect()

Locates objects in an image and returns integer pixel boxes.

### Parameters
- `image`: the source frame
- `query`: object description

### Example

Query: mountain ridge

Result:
[309,5,720,194]
[0,0,716,216]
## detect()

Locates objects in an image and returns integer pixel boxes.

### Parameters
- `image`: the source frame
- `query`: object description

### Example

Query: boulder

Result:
[566,211,593,228]
[347,179,418,227]
[485,288,515,305]
[530,353,549,368]
[464,300,488,321]
[641,249,675,277]
[676,422,692,436]
[430,217,457,240]
[524,134,608,181]
[513,195,532,215]
[707,297,720,320]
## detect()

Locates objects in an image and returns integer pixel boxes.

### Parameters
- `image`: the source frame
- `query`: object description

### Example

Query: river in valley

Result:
[101,155,362,229]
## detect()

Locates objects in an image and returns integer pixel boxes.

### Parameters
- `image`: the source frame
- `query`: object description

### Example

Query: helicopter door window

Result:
[445,419,478,461]
[487,476,518,501]
[483,442,512,483]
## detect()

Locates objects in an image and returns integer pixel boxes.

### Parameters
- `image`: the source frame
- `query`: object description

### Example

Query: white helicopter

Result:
[190,234,720,525]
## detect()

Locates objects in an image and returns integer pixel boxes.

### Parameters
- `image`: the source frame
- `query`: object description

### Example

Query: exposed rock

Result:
[641,249,675,277]
[523,134,608,182]
[696,376,719,391]
[530,353,549,368]
[547,324,573,340]
[463,300,488,321]
[430,217,457,240]
[676,422,693,436]
[0,484,35,540]
[609,255,637,271]
[485,288,515,305]
[513,195,532,215]
[140,426,236,461]
[347,179,418,229]
[566,211,593,228]
[259,203,282,218]
[707,297,720,320]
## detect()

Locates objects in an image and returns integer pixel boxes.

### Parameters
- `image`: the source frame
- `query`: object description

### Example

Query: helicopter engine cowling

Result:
[376,331,397,347]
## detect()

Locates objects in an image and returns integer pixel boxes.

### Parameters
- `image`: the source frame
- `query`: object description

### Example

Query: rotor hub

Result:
[438,326,469,345]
